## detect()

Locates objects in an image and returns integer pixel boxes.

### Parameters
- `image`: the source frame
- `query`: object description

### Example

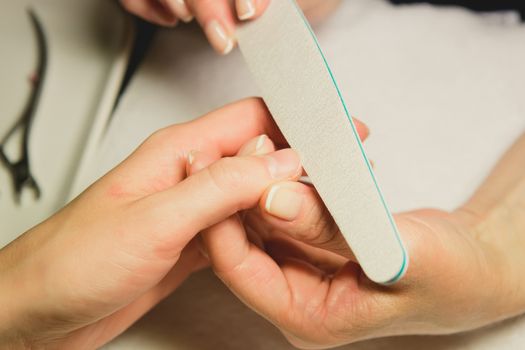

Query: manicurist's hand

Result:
[119,0,342,54]
[198,131,525,348]
[0,98,316,349]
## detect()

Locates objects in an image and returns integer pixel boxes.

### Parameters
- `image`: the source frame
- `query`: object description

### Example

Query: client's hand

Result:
[0,98,306,349]
[119,0,341,54]
[199,130,525,348]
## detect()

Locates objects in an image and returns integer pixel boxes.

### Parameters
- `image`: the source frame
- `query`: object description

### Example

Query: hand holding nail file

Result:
[236,0,408,284]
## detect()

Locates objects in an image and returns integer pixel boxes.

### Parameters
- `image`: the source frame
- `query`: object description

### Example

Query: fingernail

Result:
[238,135,268,156]
[186,150,196,176]
[187,150,196,165]
[172,0,193,22]
[237,0,256,21]
[205,20,235,55]
[263,149,301,180]
[353,116,370,139]
[265,185,303,221]
[362,122,371,138]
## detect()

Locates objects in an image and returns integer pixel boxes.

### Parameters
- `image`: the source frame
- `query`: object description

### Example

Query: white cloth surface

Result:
[88,0,525,348]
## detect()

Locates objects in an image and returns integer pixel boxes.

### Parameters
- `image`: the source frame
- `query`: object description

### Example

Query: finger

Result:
[186,0,236,54]
[353,116,370,142]
[187,134,276,251]
[131,149,302,252]
[188,140,293,319]
[185,133,276,176]
[243,211,348,272]
[236,134,276,247]
[184,139,288,320]
[263,236,347,274]
[201,214,336,331]
[188,134,280,261]
[120,0,178,26]
[259,180,356,260]
[237,134,276,156]
[297,0,342,25]
[105,98,283,196]
[183,100,366,158]
[178,97,284,157]
[201,213,295,320]
[186,150,216,175]
[185,97,286,157]
[235,0,270,21]
[249,115,370,259]
[196,150,352,334]
[161,0,194,22]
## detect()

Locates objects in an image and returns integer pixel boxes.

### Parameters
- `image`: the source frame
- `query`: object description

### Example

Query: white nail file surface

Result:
[237,0,408,284]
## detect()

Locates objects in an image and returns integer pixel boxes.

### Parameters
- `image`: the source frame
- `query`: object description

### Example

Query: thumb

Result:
[129,149,302,251]
[248,180,356,261]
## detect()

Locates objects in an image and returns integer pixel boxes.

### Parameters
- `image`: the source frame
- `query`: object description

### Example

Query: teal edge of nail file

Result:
[237,0,408,284]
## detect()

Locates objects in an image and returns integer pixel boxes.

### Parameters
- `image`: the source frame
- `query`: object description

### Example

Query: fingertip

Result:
[352,117,370,141]
[164,0,194,22]
[236,0,256,21]
[205,20,236,55]
[258,181,356,260]
[261,149,302,181]
[261,181,307,222]
[187,0,237,54]
[186,150,215,176]
[237,134,276,156]
[236,0,271,21]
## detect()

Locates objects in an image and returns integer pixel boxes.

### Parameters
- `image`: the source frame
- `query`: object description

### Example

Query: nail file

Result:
[236,0,408,284]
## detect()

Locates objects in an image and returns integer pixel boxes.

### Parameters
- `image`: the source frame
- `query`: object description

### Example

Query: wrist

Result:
[458,187,525,321]
[0,224,62,349]
[0,248,30,348]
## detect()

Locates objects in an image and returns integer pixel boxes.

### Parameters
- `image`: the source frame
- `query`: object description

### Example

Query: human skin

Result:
[196,131,525,348]
[119,0,342,54]
[0,98,367,349]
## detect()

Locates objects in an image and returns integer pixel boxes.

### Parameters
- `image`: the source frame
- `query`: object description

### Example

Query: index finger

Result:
[186,97,286,157]
[103,98,281,197]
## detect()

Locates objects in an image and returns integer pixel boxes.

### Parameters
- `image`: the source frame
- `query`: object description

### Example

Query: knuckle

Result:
[206,157,249,193]
[143,125,188,151]
[295,199,338,246]
[191,0,217,12]
[312,209,339,246]
[292,206,319,242]
[145,127,172,145]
